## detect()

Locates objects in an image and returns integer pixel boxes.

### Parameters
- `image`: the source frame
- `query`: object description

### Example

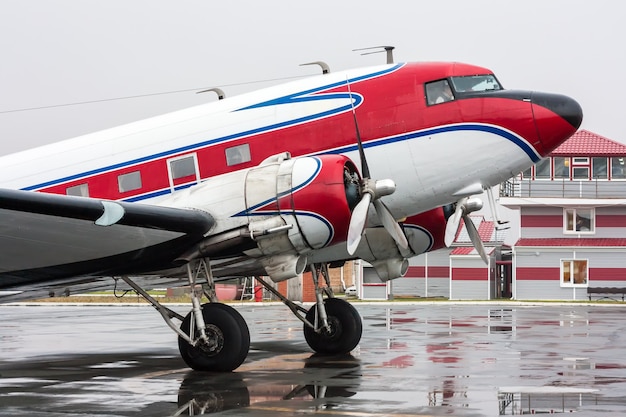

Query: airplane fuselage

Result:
[0,62,582,281]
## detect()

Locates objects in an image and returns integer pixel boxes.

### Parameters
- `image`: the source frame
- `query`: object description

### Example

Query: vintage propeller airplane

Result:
[0,60,582,371]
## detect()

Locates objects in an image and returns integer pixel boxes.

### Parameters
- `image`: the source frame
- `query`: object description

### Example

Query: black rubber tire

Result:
[303,298,362,354]
[178,303,250,372]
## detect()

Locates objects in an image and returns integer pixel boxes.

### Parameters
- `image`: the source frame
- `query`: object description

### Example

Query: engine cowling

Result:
[172,153,360,281]
[243,154,359,255]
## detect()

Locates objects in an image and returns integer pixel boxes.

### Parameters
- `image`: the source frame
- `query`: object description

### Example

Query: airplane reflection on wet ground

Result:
[1,303,626,416]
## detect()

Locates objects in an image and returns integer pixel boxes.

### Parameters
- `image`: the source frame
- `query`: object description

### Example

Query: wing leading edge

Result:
[0,188,214,290]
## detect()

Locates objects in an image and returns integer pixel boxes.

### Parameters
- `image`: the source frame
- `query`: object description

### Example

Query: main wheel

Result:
[178,303,250,372]
[303,298,362,354]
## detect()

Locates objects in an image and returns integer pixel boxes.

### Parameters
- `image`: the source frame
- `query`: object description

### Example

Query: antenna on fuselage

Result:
[300,61,330,74]
[353,46,395,64]
[196,87,225,100]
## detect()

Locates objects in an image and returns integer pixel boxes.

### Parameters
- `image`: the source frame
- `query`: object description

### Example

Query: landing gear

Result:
[255,262,363,355]
[118,258,250,373]
[120,259,361,372]
[304,298,362,354]
[178,302,250,372]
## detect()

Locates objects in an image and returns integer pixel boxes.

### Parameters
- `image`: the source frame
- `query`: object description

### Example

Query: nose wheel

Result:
[178,302,250,372]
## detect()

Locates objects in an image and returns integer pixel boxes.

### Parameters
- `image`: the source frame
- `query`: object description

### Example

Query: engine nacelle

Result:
[169,153,360,282]
[242,154,359,256]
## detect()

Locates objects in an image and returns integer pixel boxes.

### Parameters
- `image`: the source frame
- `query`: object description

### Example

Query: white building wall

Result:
[450,280,489,300]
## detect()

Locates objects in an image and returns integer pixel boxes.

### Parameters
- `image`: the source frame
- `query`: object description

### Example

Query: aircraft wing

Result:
[0,188,214,300]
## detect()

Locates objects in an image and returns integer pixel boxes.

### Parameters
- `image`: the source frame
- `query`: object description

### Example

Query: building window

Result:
[118,171,142,193]
[572,157,589,180]
[592,157,608,179]
[611,157,626,179]
[573,167,589,180]
[66,183,89,197]
[534,159,551,179]
[425,79,454,105]
[226,144,251,166]
[561,259,588,287]
[170,155,197,180]
[564,208,594,233]
[553,157,569,179]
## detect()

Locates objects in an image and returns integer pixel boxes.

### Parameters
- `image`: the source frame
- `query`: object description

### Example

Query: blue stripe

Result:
[22,66,402,192]
[89,124,535,204]
[323,124,541,163]
[240,210,334,247]
[237,64,402,111]
[232,157,322,217]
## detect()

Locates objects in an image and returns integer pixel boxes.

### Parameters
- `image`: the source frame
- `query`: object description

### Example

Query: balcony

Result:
[500,177,626,199]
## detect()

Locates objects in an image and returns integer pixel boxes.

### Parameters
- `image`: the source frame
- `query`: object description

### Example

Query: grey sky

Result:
[0,0,622,156]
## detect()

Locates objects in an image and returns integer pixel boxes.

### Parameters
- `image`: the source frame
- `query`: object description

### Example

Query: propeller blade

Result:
[347,193,372,255]
[373,199,408,250]
[444,202,464,247]
[463,215,489,264]
[346,80,370,179]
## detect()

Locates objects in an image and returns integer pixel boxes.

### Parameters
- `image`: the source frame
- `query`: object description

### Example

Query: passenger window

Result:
[66,183,89,197]
[170,155,197,180]
[425,80,454,105]
[226,144,251,166]
[118,171,142,193]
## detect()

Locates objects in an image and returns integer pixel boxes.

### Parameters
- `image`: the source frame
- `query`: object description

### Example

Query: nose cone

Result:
[531,92,583,156]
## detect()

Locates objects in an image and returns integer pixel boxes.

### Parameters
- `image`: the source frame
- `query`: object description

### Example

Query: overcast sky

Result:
[0,0,622,156]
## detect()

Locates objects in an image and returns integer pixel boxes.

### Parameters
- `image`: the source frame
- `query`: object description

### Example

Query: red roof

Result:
[451,246,495,256]
[516,238,626,247]
[550,129,626,156]
[454,215,506,244]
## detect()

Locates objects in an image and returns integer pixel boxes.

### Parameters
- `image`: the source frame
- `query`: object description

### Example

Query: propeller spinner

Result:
[444,197,489,263]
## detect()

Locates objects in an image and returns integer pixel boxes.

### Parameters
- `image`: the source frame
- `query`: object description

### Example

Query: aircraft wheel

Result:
[303,298,362,354]
[178,303,250,372]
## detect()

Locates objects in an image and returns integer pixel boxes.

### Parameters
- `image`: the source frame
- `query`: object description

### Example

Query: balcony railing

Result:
[500,177,626,199]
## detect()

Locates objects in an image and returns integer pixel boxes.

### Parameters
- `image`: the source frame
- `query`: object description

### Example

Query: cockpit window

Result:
[450,74,501,93]
[425,79,454,105]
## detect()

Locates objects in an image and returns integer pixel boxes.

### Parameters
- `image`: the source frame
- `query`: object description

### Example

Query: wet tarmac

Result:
[2,302,626,416]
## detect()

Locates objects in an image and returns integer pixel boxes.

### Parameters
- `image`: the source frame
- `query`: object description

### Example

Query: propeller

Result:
[444,197,489,264]
[345,81,408,255]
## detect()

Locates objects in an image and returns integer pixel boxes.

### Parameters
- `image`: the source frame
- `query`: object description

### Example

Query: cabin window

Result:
[170,155,197,180]
[592,157,608,179]
[118,171,142,193]
[561,259,588,287]
[611,157,626,179]
[564,208,594,234]
[425,79,454,105]
[534,159,551,179]
[449,74,502,93]
[226,144,251,166]
[66,183,89,197]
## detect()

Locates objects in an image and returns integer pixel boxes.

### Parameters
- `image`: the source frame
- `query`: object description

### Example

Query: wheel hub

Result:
[198,324,225,356]
[321,316,342,340]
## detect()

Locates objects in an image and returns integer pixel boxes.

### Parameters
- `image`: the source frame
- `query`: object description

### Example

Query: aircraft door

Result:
[167,153,200,191]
